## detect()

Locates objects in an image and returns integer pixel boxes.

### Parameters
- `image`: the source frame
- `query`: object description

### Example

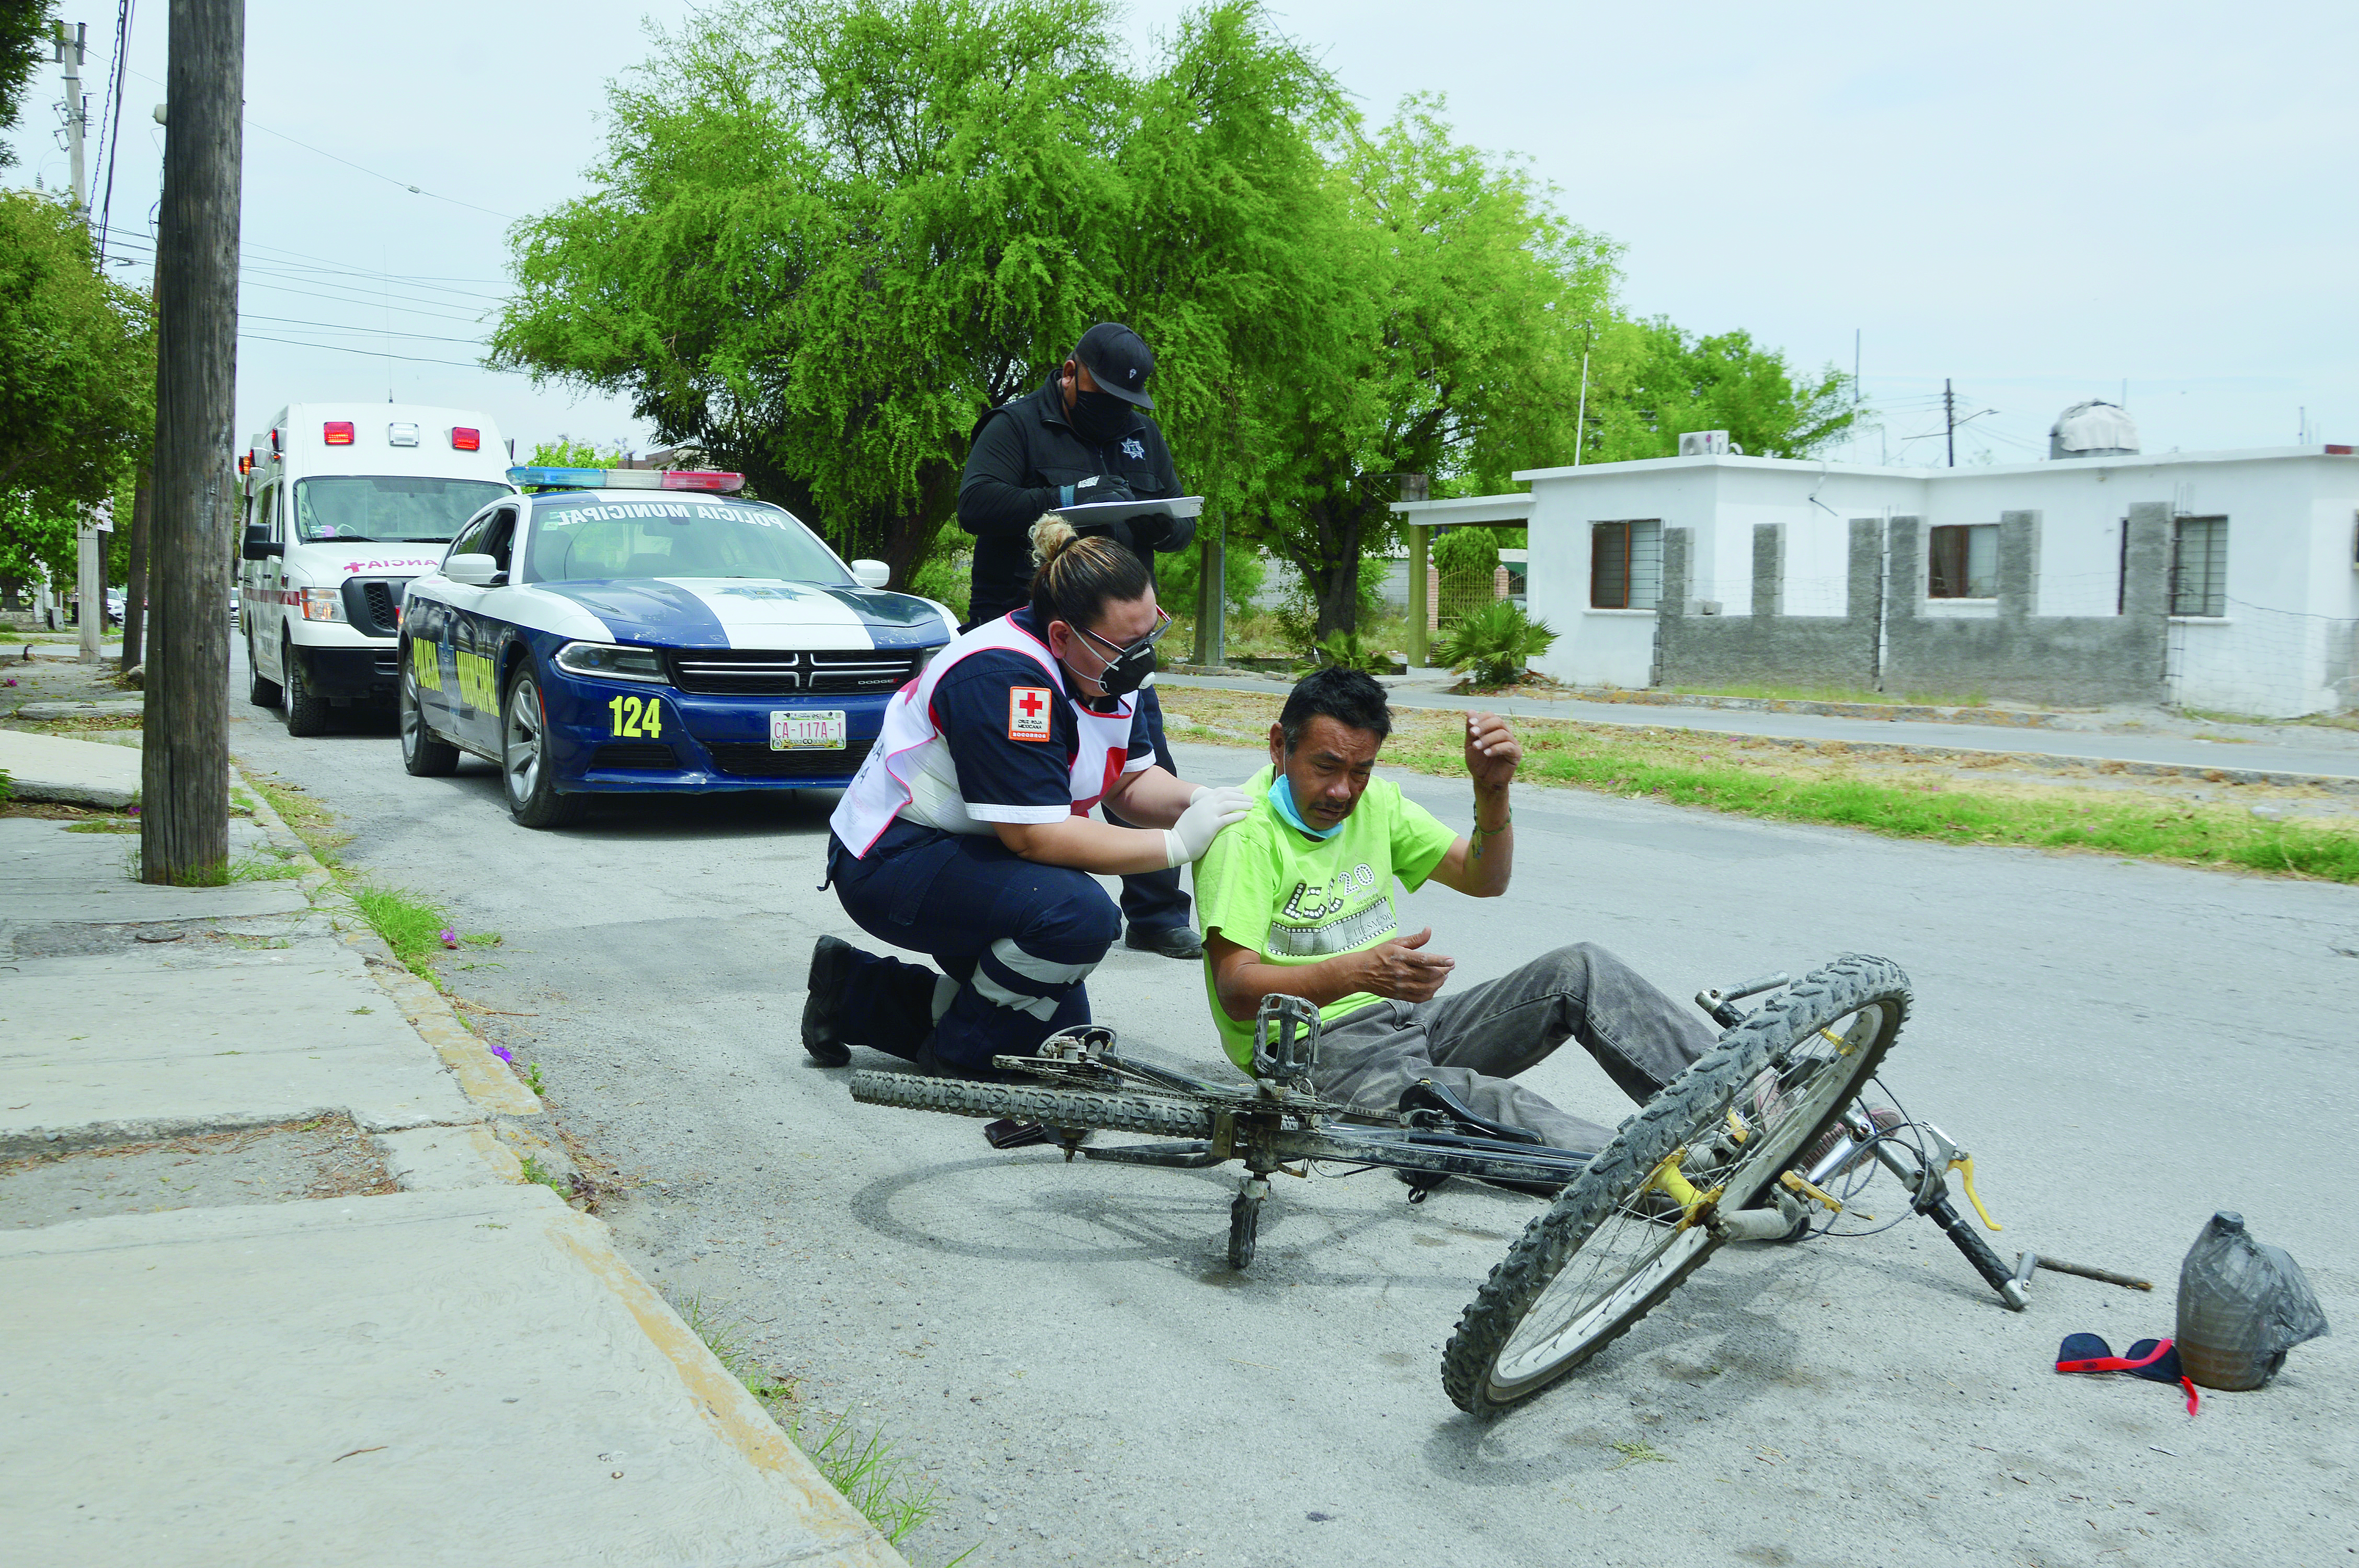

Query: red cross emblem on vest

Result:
[1008,686,1053,741]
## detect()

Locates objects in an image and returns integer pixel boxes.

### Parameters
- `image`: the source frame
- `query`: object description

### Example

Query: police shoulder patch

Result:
[1007,686,1053,741]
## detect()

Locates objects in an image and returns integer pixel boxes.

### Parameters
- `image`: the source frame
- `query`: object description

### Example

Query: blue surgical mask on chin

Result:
[1269,774,1342,840]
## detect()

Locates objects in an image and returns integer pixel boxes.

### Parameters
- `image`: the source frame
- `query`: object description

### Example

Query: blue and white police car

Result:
[396,466,955,828]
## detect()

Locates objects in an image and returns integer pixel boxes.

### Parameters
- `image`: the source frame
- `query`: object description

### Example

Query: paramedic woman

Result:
[804,518,1252,1078]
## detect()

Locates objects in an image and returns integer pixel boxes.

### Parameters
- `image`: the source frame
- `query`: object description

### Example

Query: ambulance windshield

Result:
[292,476,513,544]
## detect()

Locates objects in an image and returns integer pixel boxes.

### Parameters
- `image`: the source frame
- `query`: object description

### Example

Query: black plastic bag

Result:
[2175,1212,2330,1390]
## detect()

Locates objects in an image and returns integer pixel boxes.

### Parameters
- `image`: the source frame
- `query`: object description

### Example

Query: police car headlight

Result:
[914,643,946,676]
[553,641,669,684]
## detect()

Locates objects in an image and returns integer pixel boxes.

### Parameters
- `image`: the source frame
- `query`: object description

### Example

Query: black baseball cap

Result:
[1072,321,1155,410]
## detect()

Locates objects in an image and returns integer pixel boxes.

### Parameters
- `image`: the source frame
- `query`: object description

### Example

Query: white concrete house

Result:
[1394,445,2359,716]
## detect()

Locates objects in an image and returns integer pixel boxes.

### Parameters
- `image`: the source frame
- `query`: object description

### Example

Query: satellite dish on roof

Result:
[2051,400,2139,459]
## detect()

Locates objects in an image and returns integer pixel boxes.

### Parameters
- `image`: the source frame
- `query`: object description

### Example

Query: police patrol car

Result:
[397,466,955,828]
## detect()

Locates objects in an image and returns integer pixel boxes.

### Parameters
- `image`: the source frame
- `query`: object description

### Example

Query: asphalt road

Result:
[225,648,2359,1568]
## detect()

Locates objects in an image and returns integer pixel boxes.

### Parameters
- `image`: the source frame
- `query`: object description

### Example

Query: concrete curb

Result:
[0,727,141,807]
[231,766,551,1143]
[226,768,912,1563]
[1551,684,2072,728]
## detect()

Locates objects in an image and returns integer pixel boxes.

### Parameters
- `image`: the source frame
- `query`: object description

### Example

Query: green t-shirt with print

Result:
[1193,764,1460,1071]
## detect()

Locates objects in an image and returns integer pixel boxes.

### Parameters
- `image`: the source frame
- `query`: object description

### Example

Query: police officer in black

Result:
[959,322,1200,960]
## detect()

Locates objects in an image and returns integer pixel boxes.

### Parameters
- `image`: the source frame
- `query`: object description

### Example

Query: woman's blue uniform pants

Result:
[826,822,1119,1073]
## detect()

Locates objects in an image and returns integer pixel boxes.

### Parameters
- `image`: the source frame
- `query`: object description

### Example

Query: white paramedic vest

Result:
[829,613,1141,857]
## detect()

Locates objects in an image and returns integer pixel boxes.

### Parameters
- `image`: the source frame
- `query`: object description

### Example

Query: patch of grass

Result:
[1163,687,2359,883]
[462,930,501,948]
[242,769,349,862]
[523,1062,546,1096]
[345,881,455,977]
[65,816,139,834]
[516,1153,572,1201]
[671,1292,958,1557]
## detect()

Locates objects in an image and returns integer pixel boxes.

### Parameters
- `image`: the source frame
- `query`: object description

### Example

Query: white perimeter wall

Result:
[1508,450,2359,710]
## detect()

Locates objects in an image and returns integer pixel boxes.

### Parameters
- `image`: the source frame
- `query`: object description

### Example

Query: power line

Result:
[123,63,517,222]
[237,311,489,346]
[235,330,496,370]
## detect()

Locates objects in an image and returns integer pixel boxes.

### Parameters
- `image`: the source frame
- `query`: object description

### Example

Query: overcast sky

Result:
[8,0,2351,469]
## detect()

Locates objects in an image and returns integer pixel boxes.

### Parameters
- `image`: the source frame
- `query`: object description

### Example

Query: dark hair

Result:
[1278,667,1392,751]
[1027,514,1152,631]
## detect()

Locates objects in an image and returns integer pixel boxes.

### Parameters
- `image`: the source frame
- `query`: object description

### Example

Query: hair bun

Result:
[1030,514,1080,568]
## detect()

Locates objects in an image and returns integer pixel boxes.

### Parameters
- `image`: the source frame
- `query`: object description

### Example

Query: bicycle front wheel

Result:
[1442,954,1911,1416]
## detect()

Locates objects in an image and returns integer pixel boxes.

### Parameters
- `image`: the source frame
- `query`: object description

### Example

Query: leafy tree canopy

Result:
[493,0,1851,629]
[0,189,156,583]
[0,2,55,171]
[1583,316,1855,462]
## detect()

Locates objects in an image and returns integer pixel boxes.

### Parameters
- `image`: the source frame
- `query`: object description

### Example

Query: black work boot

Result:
[801,936,856,1067]
[1124,924,1203,960]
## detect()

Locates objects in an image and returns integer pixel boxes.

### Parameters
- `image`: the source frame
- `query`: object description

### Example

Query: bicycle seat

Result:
[1396,1079,1542,1145]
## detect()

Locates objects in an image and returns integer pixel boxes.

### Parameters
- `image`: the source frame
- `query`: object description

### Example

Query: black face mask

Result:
[1069,388,1134,447]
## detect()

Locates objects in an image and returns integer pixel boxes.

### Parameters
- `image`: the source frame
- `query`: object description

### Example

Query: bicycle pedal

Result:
[1397,1169,1448,1204]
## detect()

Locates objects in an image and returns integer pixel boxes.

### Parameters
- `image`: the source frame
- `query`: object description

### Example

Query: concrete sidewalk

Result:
[1158,671,2359,790]
[1,734,904,1566]
[0,726,143,806]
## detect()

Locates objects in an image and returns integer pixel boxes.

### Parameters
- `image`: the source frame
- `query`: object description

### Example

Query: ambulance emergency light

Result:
[505,466,746,494]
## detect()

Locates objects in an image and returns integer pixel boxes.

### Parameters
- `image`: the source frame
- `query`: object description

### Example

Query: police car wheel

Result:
[398,650,460,777]
[281,635,330,737]
[501,668,586,829]
[245,628,281,707]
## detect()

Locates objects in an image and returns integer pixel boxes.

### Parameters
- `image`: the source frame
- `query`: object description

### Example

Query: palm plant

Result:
[1436,598,1556,688]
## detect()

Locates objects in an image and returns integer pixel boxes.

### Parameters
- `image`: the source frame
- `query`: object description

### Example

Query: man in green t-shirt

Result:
[1193,668,1717,1160]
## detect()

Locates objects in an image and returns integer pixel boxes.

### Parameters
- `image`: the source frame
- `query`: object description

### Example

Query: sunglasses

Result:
[1075,606,1173,663]
[2056,1333,2198,1415]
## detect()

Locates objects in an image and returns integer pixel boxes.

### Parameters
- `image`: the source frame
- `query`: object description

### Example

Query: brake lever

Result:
[1916,1122,2001,1232]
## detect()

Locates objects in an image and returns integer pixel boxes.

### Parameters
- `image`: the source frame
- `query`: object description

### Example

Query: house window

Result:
[1591,520,1662,609]
[1927,524,1998,598]
[2171,516,2227,617]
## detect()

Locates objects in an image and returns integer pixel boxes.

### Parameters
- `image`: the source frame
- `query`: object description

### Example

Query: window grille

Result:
[1591,520,1662,609]
[2170,516,2227,617]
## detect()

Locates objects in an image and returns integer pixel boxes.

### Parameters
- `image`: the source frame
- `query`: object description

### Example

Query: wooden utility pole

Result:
[140,0,242,885]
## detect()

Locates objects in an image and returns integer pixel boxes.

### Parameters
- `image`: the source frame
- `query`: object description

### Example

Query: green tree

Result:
[1240,98,1615,639]
[493,0,1340,590]
[526,436,630,468]
[1582,316,1854,462]
[0,3,55,171]
[0,190,155,581]
[493,0,1132,586]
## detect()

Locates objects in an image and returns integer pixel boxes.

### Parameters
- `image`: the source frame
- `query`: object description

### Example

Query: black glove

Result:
[1061,474,1136,510]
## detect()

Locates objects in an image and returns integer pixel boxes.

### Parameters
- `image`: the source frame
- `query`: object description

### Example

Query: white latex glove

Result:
[1163,786,1254,867]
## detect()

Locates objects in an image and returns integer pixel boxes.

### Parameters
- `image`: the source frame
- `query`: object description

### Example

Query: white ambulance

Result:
[238,404,517,735]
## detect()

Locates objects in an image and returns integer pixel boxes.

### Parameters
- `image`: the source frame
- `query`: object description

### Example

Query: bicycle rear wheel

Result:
[1441,954,1911,1416]
[849,1070,1218,1141]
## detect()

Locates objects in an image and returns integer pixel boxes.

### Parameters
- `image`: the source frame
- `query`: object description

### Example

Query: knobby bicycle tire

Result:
[849,1070,1219,1142]
[1441,953,1911,1417]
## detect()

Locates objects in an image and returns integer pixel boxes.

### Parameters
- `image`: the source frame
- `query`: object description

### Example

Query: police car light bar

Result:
[506,466,746,493]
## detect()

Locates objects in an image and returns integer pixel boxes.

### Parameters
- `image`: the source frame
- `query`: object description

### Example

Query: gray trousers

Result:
[1312,942,1719,1156]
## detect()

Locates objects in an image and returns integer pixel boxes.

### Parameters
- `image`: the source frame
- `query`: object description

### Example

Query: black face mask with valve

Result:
[1068,388,1135,447]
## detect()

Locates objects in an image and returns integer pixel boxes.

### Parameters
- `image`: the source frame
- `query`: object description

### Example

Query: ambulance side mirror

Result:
[242,524,281,560]
[850,559,890,589]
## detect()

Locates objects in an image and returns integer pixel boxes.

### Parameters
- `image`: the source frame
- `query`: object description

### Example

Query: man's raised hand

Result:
[1463,711,1521,793]
[1353,926,1456,1004]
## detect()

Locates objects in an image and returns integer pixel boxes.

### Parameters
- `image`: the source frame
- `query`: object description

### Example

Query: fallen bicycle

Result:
[850,952,2030,1414]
